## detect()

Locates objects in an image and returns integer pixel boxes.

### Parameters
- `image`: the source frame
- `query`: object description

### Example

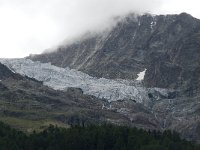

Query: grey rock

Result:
[9,13,200,142]
[29,13,200,94]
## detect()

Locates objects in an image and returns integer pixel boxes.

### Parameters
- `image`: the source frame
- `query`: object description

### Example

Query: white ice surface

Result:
[0,59,169,104]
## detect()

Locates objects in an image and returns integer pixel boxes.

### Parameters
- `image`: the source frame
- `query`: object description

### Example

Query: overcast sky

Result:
[0,0,200,58]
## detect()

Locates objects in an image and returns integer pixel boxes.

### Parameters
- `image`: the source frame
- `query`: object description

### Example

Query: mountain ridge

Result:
[28,12,200,94]
[0,62,135,132]
[1,12,200,142]
[1,59,200,142]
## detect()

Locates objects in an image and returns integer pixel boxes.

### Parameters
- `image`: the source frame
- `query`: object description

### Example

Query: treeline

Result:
[0,122,199,150]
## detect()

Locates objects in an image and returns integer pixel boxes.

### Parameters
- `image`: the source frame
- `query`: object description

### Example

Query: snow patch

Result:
[136,69,147,81]
[150,17,157,30]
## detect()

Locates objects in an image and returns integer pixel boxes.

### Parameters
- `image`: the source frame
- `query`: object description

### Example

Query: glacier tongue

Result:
[0,58,169,104]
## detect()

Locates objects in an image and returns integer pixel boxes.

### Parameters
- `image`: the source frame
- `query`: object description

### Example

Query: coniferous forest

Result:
[0,122,199,150]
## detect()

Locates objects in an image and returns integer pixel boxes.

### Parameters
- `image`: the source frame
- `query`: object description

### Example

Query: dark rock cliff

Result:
[0,62,159,133]
[25,13,200,142]
[29,13,200,94]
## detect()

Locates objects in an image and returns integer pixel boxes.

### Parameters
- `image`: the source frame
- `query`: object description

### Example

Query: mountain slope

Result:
[0,62,138,132]
[29,13,200,94]
[0,58,172,104]
[26,12,200,142]
[1,59,200,142]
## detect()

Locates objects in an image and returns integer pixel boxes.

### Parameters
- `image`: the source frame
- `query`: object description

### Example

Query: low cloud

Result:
[0,0,171,58]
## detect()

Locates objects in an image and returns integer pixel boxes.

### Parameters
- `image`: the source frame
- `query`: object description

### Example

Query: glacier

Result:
[0,58,171,104]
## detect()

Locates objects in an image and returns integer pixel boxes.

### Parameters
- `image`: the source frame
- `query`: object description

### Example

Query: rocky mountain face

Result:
[0,58,172,104]
[29,13,200,94]
[2,12,200,142]
[1,59,200,142]
[2,61,177,135]
[0,62,135,131]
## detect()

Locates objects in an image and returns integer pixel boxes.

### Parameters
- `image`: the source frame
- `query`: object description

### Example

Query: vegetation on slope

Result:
[0,122,199,150]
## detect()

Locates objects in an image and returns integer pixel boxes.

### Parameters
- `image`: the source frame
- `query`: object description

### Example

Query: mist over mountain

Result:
[0,0,162,58]
[0,11,200,144]
[29,13,200,94]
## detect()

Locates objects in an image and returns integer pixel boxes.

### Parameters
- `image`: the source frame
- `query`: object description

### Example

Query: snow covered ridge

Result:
[0,59,171,104]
